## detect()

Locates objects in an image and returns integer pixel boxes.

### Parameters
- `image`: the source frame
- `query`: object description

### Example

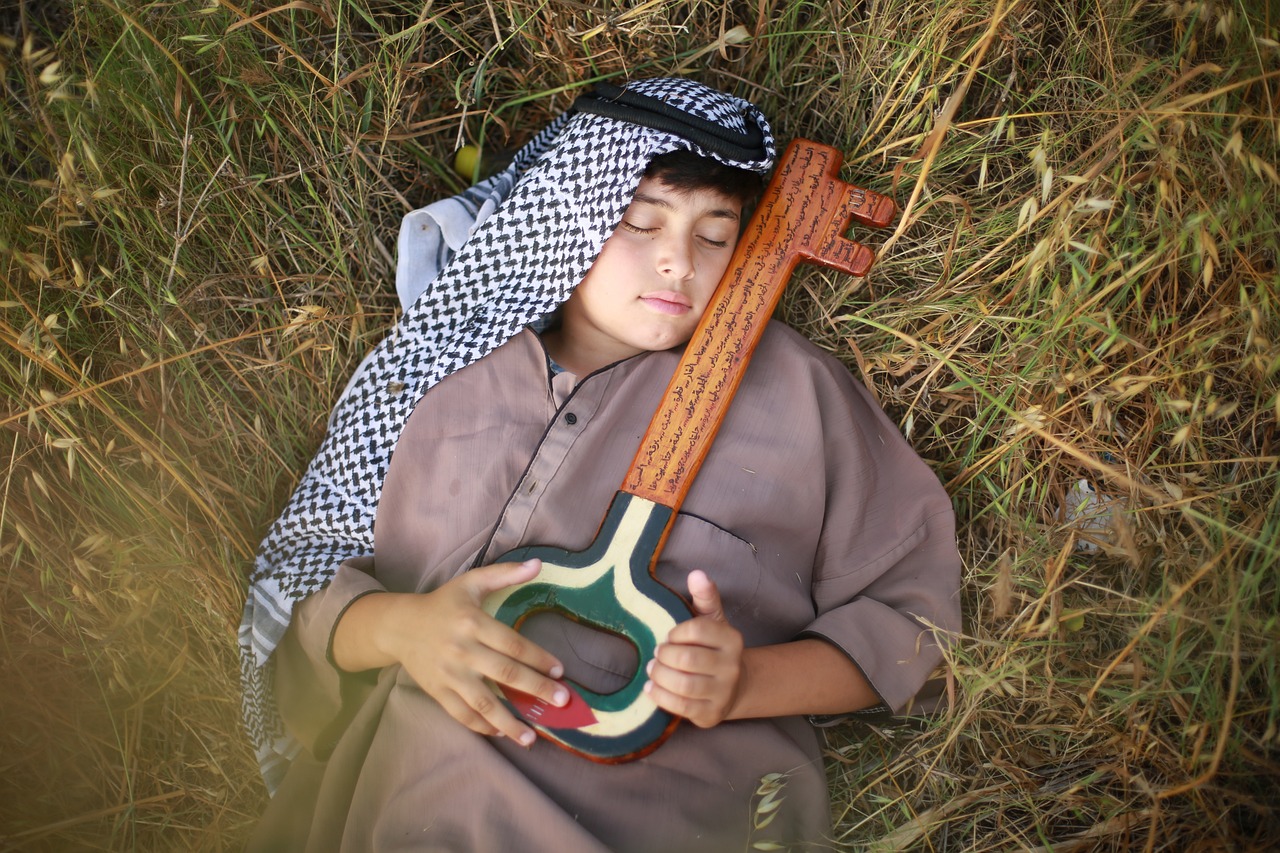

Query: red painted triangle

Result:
[502,682,598,730]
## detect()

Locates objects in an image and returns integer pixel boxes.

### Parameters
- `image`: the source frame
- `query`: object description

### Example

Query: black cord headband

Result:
[573,82,768,163]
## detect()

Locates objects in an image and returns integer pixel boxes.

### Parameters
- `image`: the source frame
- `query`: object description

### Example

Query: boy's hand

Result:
[645,569,744,728]
[339,559,569,746]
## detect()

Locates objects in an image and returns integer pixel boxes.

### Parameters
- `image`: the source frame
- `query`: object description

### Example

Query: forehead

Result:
[627,175,742,219]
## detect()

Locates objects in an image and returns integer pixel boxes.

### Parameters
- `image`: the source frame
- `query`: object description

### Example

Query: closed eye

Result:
[619,221,731,248]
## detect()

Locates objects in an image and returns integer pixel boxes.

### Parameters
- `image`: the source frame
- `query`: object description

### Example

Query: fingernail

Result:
[553,688,568,706]
[643,681,653,694]
[550,664,564,679]
[519,731,535,747]
[646,660,654,676]
[520,558,540,570]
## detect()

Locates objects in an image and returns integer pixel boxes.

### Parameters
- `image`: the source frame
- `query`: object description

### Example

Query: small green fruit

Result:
[453,145,481,180]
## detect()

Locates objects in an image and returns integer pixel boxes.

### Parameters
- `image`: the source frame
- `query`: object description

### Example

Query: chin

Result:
[651,323,699,349]
[637,332,688,353]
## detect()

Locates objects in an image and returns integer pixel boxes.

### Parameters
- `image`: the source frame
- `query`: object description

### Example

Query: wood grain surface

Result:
[622,139,896,509]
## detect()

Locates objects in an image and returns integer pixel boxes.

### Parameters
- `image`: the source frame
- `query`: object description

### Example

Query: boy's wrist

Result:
[373,591,436,670]
[723,646,761,721]
[333,591,404,672]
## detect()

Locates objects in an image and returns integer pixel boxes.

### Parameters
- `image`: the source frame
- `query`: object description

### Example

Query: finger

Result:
[474,615,566,683]
[453,681,538,746]
[648,658,719,700]
[686,569,726,622]
[464,558,543,596]
[644,678,717,728]
[665,615,742,651]
[434,691,500,738]
[654,641,721,676]
[468,643,571,710]
[402,656,540,742]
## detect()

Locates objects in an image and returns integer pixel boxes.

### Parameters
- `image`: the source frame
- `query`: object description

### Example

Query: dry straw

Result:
[2,0,1277,849]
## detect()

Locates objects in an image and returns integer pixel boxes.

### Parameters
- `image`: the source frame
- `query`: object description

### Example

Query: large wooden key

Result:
[482,139,897,762]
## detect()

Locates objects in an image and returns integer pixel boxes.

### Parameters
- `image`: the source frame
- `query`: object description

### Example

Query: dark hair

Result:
[643,149,765,210]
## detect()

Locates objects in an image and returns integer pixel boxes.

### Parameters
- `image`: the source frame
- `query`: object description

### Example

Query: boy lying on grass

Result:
[240,77,961,851]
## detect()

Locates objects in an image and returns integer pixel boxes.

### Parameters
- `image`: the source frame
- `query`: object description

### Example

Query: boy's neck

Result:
[539,326,607,377]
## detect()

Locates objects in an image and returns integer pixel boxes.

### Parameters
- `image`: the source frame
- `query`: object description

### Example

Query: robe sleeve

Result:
[273,558,387,758]
[797,359,962,714]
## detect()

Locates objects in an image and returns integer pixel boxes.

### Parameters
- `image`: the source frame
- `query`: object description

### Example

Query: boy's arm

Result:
[645,571,879,727]
[732,640,879,719]
[650,502,961,726]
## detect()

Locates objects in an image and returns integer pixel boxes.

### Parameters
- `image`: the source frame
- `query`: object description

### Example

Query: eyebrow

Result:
[631,191,740,221]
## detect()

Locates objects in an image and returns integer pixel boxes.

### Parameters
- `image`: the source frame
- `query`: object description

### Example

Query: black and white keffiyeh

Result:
[238,77,776,790]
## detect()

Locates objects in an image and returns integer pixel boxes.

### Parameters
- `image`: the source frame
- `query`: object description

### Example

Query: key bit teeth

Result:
[806,233,876,277]
[846,187,898,229]
[846,241,875,277]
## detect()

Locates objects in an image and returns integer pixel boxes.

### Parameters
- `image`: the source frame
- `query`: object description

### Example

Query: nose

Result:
[655,232,695,281]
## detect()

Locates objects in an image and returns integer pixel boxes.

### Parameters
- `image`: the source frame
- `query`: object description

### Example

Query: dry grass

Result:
[2,0,1277,849]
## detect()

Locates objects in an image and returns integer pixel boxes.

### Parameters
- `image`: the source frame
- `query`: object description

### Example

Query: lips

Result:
[639,291,693,316]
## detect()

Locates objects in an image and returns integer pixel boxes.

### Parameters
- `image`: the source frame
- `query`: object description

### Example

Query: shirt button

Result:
[565,412,578,425]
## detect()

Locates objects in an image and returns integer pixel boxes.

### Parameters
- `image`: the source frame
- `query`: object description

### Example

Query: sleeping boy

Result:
[240,77,961,851]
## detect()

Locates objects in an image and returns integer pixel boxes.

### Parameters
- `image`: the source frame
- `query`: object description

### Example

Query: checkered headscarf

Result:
[238,77,775,790]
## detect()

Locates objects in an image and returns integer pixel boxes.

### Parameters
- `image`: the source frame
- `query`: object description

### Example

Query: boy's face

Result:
[556,175,743,369]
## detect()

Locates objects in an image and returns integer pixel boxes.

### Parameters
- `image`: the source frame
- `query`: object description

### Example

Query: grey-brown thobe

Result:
[252,324,961,852]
